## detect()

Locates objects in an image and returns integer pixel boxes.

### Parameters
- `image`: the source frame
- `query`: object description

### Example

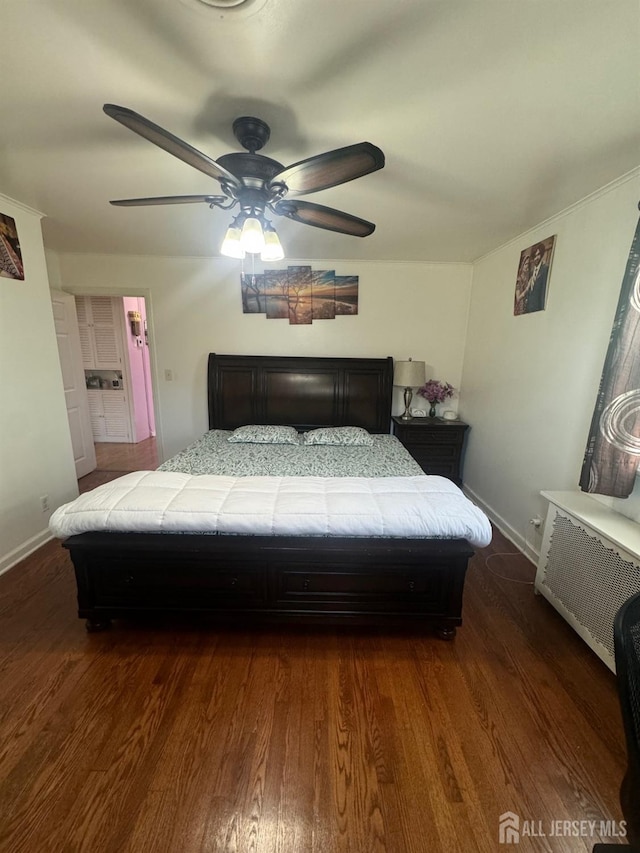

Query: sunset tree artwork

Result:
[241,267,359,324]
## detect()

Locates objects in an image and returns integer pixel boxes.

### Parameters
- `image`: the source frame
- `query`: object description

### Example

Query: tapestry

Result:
[579,211,640,497]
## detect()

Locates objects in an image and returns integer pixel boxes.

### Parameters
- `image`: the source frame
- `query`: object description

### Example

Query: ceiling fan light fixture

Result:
[180,0,269,18]
[104,105,385,254]
[196,0,248,6]
[240,216,265,254]
[220,218,246,259]
[261,222,285,262]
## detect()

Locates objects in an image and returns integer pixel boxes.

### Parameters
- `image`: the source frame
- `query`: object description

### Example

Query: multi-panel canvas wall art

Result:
[0,213,24,280]
[241,267,359,324]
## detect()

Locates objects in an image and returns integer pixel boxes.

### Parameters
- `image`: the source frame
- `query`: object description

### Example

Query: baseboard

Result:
[0,529,54,577]
[463,485,539,566]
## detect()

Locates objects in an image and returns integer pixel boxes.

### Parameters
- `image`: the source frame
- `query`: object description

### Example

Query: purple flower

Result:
[417,380,456,404]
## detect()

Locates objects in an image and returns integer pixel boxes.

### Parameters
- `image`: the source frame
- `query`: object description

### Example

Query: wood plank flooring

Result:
[78,438,158,493]
[0,442,630,851]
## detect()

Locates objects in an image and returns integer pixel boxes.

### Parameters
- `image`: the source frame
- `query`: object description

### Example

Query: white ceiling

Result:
[2,0,639,263]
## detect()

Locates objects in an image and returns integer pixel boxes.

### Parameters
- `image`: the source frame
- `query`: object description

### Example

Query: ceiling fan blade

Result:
[273,200,375,237]
[270,142,384,197]
[110,195,228,206]
[103,104,241,189]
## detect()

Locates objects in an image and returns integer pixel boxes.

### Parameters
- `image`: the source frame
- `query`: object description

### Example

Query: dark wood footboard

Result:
[63,532,474,637]
[62,354,481,638]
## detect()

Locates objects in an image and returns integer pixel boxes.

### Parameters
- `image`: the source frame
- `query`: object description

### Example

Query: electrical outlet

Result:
[164,369,173,381]
[40,495,50,513]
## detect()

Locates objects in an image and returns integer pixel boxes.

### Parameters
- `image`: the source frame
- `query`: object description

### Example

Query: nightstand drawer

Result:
[409,444,458,461]
[410,455,459,479]
[399,430,463,447]
[392,417,469,484]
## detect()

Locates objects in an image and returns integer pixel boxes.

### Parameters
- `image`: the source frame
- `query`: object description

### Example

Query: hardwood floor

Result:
[0,532,629,851]
[78,437,158,492]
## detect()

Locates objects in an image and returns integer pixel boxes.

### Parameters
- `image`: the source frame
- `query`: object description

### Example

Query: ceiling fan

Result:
[103,104,385,259]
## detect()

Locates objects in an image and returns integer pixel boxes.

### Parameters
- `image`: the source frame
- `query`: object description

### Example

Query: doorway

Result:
[73,293,158,487]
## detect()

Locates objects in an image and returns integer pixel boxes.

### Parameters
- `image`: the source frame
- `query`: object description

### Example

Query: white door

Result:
[51,290,97,478]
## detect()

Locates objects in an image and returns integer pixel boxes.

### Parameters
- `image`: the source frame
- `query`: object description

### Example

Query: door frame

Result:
[50,289,98,478]
[60,286,163,462]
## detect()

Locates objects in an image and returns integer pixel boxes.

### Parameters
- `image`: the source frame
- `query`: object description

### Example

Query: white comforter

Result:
[49,471,492,548]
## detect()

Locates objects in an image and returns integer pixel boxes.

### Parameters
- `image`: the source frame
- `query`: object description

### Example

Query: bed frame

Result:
[63,354,475,637]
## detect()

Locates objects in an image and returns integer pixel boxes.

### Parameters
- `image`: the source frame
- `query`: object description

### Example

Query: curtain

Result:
[579,209,640,497]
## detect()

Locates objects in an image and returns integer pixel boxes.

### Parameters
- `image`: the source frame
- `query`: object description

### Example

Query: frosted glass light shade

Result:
[220,223,245,258]
[240,217,265,253]
[261,225,284,261]
[393,360,426,387]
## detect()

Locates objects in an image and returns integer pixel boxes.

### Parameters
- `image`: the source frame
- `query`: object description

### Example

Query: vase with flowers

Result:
[417,379,455,418]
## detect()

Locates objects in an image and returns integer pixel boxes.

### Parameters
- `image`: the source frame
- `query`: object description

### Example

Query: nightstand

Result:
[392,416,469,485]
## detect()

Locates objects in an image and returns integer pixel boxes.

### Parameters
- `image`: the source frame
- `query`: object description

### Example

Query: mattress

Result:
[158,430,423,477]
[49,471,493,548]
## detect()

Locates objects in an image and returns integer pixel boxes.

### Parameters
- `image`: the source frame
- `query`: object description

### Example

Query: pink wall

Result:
[123,296,156,442]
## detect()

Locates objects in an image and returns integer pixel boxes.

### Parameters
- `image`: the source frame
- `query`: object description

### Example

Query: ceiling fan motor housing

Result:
[220,117,283,199]
[232,116,270,153]
[217,152,284,185]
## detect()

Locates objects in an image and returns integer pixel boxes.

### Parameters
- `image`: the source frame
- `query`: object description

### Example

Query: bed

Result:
[52,354,491,637]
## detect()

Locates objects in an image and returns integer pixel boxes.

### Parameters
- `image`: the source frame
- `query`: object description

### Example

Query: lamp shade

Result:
[393,359,426,387]
[240,217,265,253]
[261,223,285,261]
[220,221,246,259]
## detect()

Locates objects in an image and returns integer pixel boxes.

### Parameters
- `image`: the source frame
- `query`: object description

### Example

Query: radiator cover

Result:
[535,493,640,672]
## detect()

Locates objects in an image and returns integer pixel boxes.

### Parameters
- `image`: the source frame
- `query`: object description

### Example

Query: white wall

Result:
[461,169,640,561]
[6,170,637,575]
[54,256,473,459]
[0,194,78,574]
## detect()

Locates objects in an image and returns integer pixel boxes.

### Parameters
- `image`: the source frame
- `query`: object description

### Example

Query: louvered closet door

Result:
[75,296,95,368]
[87,390,132,442]
[102,392,131,441]
[90,297,122,369]
[78,326,94,368]
[75,296,123,369]
[87,390,107,440]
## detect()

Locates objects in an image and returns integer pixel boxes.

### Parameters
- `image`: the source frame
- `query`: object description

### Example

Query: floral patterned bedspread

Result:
[158,430,423,478]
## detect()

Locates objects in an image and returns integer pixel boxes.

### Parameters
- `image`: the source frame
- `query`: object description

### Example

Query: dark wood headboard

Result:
[208,354,393,433]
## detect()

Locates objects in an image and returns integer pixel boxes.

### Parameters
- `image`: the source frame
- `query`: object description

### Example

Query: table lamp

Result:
[394,359,426,420]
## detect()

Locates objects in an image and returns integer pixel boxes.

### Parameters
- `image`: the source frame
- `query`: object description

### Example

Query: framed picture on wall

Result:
[514,235,556,316]
[287,265,313,325]
[241,272,266,313]
[334,275,359,315]
[311,270,336,320]
[0,213,25,280]
[239,266,359,324]
[265,270,289,319]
